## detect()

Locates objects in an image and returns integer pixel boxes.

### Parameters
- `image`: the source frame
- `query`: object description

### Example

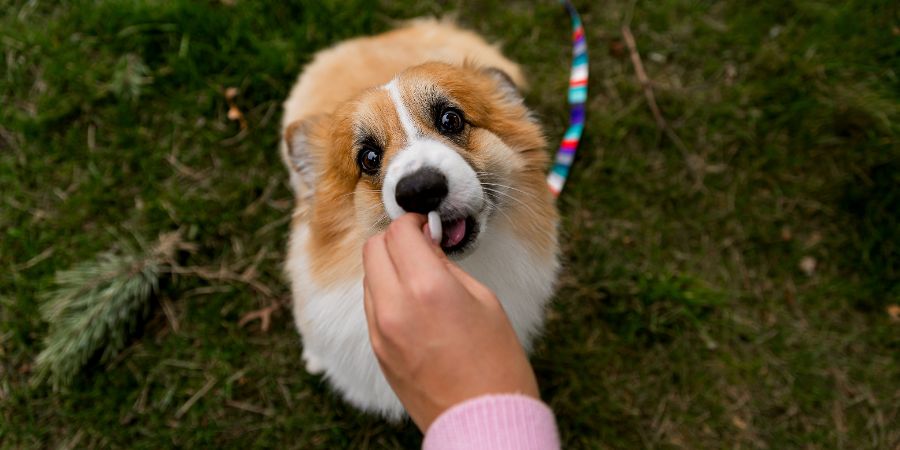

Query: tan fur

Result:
[283,21,550,287]
[281,19,524,131]
[296,62,557,286]
[282,20,530,286]
[397,63,557,257]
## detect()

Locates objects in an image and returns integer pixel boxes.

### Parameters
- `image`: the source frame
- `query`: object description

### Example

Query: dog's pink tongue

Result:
[443,218,467,248]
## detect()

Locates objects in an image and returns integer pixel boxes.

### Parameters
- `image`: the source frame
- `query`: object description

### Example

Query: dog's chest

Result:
[289,221,557,345]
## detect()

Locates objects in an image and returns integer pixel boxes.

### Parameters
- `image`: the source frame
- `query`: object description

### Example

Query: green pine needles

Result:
[32,232,182,390]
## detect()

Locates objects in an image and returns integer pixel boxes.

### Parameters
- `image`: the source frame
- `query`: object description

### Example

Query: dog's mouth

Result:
[440,216,478,255]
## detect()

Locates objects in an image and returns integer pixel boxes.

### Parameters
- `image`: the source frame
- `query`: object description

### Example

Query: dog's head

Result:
[283,62,552,258]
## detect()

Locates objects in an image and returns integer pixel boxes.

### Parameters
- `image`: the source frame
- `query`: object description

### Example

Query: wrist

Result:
[423,394,560,450]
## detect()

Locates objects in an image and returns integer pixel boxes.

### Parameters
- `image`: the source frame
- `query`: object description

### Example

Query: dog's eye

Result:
[437,108,464,134]
[357,146,382,175]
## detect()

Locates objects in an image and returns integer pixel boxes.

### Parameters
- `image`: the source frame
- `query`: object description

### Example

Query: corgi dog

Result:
[280,19,559,420]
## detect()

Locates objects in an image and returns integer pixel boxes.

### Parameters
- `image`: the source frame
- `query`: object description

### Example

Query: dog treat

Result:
[427,211,442,245]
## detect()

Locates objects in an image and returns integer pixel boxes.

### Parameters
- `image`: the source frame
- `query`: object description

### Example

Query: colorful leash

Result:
[547,0,588,197]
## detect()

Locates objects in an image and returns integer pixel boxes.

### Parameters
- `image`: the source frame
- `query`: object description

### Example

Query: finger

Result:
[362,233,403,307]
[363,280,384,355]
[363,277,376,329]
[384,213,449,282]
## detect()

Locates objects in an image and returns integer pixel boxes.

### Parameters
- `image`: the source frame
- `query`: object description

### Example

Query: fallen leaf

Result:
[887,305,900,323]
[724,63,737,85]
[800,256,816,276]
[227,105,242,121]
[608,39,625,58]
[224,87,247,130]
[781,226,792,241]
[805,231,823,248]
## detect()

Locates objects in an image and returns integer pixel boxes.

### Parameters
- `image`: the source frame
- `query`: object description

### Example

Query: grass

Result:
[1,0,898,448]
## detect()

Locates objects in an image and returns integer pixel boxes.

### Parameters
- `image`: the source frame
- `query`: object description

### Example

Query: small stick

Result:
[13,246,55,271]
[621,25,690,156]
[160,297,180,333]
[621,25,665,129]
[167,265,273,297]
[226,399,274,417]
[238,301,283,332]
[175,376,217,419]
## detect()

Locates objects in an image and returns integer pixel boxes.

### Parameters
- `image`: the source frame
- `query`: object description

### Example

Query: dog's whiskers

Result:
[332,188,383,202]
[481,187,540,219]
[485,197,514,225]
[357,202,388,220]
[479,182,541,202]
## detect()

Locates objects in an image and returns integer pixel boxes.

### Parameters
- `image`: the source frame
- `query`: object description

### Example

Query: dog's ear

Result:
[282,115,327,197]
[482,67,524,103]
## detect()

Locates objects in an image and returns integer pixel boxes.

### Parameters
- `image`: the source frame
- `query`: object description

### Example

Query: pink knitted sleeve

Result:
[422,394,561,450]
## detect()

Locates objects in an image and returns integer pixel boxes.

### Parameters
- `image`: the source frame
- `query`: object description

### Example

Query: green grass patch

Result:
[2,0,898,448]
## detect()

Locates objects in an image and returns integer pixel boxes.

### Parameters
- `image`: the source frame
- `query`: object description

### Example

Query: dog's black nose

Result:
[395,168,448,214]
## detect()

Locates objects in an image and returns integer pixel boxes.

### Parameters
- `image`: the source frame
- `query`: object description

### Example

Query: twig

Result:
[226,399,274,417]
[60,430,85,450]
[175,376,217,419]
[225,367,250,387]
[160,297,180,333]
[276,378,294,409]
[239,247,270,282]
[622,25,665,129]
[238,299,286,332]
[165,153,207,181]
[13,246,55,271]
[621,25,690,157]
[242,177,279,216]
[166,265,273,297]
[254,214,292,237]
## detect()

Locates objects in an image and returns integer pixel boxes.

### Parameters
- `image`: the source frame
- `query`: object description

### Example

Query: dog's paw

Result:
[303,350,325,374]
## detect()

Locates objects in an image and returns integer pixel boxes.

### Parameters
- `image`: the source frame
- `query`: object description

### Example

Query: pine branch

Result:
[31,232,181,390]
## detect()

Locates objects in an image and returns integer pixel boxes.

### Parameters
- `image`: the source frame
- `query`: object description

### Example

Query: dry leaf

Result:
[227,106,242,121]
[781,226,792,241]
[887,305,900,323]
[608,39,625,58]
[224,87,247,130]
[799,256,816,276]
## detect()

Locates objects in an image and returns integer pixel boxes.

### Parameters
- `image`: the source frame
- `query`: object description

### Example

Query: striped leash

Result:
[547,0,588,197]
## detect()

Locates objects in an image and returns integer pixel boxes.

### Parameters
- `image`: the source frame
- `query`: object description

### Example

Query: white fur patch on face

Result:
[381,77,485,221]
[384,79,418,141]
[382,138,484,220]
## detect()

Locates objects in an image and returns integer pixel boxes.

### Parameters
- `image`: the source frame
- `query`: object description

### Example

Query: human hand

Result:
[362,213,540,432]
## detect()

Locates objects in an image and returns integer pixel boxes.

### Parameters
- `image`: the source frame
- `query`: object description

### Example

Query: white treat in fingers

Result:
[427,211,442,245]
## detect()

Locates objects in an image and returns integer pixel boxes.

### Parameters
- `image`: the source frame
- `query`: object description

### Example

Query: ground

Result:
[1,0,898,448]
